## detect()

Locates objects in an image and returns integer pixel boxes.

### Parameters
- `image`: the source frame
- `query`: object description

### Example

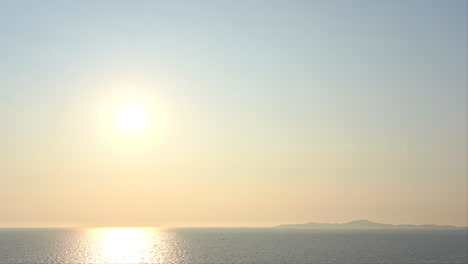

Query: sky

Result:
[0,0,466,227]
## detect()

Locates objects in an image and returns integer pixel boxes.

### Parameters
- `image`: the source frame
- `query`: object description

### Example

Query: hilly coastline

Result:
[274,219,467,229]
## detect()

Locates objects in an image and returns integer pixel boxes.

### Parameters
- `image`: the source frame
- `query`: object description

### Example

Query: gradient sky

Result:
[0,0,467,227]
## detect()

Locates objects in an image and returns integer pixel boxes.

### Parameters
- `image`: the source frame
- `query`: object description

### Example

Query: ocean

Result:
[0,228,466,263]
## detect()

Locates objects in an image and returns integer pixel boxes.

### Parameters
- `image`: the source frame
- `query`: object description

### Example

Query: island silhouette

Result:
[274,219,467,229]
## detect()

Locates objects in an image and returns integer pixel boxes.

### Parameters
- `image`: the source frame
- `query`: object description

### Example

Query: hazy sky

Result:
[0,0,466,227]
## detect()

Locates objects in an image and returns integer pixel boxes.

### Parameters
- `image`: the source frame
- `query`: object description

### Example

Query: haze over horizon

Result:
[0,0,467,228]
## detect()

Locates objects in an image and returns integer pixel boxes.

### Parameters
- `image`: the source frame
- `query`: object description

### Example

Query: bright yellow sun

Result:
[97,88,167,151]
[114,104,149,133]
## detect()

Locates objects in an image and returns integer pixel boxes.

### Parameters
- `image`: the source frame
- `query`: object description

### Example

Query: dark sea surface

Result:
[0,228,466,263]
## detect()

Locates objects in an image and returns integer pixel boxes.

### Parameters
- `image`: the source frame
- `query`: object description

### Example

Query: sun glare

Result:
[97,88,168,152]
[114,104,149,133]
[87,228,166,263]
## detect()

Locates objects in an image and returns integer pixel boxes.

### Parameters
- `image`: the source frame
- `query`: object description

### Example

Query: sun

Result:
[114,104,149,133]
[96,89,167,151]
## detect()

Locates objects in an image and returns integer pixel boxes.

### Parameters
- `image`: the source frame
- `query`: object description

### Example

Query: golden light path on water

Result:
[85,227,176,263]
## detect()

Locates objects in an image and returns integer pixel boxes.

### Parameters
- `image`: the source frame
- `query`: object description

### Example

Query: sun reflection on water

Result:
[86,227,169,263]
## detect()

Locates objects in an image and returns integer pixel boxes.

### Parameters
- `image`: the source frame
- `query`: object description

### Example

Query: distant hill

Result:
[274,219,465,229]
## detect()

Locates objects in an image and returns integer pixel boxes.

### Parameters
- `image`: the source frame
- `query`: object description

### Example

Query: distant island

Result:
[274,219,467,229]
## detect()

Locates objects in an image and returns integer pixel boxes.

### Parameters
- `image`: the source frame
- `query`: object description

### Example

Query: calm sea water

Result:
[0,228,466,263]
